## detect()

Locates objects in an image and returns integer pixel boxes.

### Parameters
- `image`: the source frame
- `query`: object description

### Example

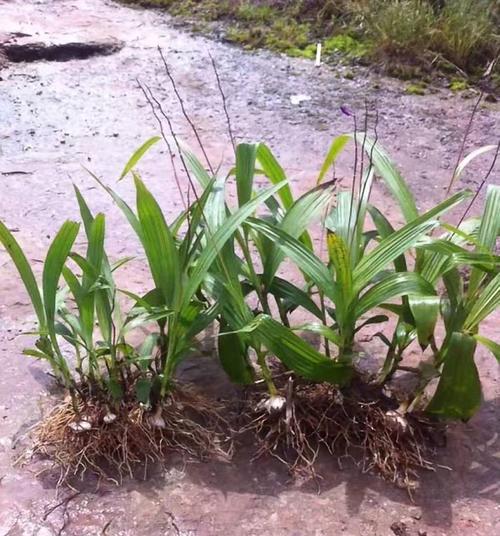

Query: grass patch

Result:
[449,78,469,92]
[405,82,427,95]
[122,0,499,89]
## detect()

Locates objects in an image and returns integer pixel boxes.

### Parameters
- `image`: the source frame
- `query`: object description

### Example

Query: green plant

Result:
[231,132,498,422]
[2,113,499,484]
[434,0,498,72]
[449,78,468,92]
[0,192,158,409]
[405,82,427,95]
[236,2,276,23]
[362,0,436,58]
[323,35,369,59]
[413,184,500,419]
[99,169,289,401]
[179,141,353,391]
[247,148,468,359]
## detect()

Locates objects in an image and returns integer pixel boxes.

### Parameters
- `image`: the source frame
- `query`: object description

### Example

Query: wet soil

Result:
[0,0,499,534]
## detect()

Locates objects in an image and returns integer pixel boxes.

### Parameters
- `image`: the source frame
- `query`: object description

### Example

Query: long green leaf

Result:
[84,214,105,288]
[418,217,482,284]
[354,190,470,290]
[427,332,481,420]
[325,191,352,247]
[43,221,80,353]
[268,277,323,319]
[135,176,180,308]
[468,185,500,297]
[74,185,94,237]
[87,168,142,240]
[409,296,440,347]
[293,322,342,346]
[0,221,47,331]
[73,186,115,341]
[263,181,336,285]
[246,218,340,303]
[447,145,497,193]
[235,143,257,206]
[352,134,419,223]
[119,136,161,180]
[464,272,500,330]
[354,273,435,319]
[474,334,500,362]
[367,204,408,273]
[182,181,289,308]
[327,232,352,294]
[243,315,352,384]
[180,141,213,188]
[317,134,350,185]
[218,321,255,385]
[256,143,293,208]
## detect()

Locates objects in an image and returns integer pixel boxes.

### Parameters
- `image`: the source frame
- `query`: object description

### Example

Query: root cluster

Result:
[30,386,230,486]
[23,378,445,492]
[241,378,443,492]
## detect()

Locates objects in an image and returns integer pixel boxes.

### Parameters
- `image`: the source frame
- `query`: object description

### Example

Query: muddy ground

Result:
[0,0,499,534]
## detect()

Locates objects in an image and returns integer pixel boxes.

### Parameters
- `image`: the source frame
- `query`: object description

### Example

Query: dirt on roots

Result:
[240,377,446,494]
[25,386,231,487]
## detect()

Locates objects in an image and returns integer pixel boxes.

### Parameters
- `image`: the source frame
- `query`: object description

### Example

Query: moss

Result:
[226,26,265,49]
[236,3,276,23]
[405,82,427,96]
[449,79,469,92]
[387,63,425,81]
[227,18,312,57]
[323,35,369,59]
[264,19,311,52]
[286,46,315,59]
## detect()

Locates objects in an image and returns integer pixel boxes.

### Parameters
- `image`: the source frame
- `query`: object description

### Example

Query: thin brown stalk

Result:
[353,109,379,238]
[447,91,483,195]
[136,78,186,210]
[209,51,236,153]
[347,113,359,245]
[358,100,370,200]
[456,139,500,228]
[158,46,215,175]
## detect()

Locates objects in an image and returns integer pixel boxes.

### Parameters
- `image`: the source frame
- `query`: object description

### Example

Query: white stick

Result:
[315,43,322,67]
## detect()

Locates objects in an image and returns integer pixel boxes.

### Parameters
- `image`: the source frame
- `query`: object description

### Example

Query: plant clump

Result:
[1,64,499,489]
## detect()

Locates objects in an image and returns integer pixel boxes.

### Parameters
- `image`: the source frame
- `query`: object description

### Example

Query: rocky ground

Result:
[0,0,499,534]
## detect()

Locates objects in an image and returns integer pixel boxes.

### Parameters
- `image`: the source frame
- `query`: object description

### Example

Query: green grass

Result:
[122,0,499,89]
[434,0,498,72]
[449,79,469,92]
[405,82,427,96]
[362,0,436,58]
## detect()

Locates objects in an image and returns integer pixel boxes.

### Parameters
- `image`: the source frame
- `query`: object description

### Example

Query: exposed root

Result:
[241,378,445,493]
[27,386,231,487]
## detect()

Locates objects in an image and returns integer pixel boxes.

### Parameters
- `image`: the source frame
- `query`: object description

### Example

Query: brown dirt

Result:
[0,0,499,534]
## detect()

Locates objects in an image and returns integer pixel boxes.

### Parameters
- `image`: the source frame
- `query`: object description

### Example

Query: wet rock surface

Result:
[0,0,499,534]
[1,37,124,63]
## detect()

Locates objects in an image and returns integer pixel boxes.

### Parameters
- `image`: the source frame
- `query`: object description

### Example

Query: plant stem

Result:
[240,233,272,316]
[256,349,277,396]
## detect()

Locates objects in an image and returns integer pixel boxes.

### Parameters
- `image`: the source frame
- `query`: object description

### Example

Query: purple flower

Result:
[340,105,354,117]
